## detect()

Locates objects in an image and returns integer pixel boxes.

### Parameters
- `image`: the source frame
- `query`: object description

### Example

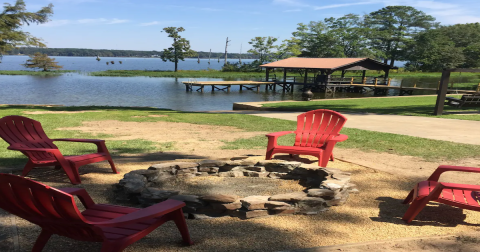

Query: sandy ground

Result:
[3,119,480,252]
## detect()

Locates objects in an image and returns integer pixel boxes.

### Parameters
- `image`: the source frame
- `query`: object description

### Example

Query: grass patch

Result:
[262,95,480,121]
[0,70,76,76]
[0,105,479,163]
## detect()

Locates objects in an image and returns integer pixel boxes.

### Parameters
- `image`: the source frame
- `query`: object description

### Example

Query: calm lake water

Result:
[0,56,254,72]
[0,56,478,111]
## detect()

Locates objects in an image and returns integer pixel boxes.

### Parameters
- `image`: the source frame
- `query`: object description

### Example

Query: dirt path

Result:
[4,119,480,252]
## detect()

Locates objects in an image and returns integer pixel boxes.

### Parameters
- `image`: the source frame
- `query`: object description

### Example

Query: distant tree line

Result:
[4,47,259,59]
[241,6,480,72]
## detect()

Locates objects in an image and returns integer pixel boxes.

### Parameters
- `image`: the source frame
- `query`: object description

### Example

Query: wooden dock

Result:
[183,80,275,92]
[183,79,478,95]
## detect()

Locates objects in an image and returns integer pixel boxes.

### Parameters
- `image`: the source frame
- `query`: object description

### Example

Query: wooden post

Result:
[374,78,378,86]
[350,77,354,84]
[341,70,345,79]
[283,68,287,85]
[304,69,308,84]
[240,85,243,91]
[227,85,231,92]
[362,77,366,84]
[477,83,480,92]
[434,69,452,115]
[266,68,270,82]
[211,85,215,92]
[256,85,259,92]
[388,78,391,86]
[362,70,366,81]
[200,85,204,92]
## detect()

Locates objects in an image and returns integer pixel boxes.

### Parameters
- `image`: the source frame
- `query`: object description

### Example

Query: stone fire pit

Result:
[113,158,357,219]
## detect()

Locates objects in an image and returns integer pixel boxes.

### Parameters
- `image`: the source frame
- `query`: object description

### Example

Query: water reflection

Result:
[0,73,479,111]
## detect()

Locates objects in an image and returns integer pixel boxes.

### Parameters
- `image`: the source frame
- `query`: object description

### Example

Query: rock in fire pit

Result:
[113,158,357,219]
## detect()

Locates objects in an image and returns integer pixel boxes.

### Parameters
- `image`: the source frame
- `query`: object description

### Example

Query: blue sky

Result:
[21,0,480,53]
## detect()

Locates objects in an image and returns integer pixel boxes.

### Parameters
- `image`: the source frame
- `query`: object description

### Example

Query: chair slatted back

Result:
[0,174,104,241]
[294,109,347,148]
[0,116,58,161]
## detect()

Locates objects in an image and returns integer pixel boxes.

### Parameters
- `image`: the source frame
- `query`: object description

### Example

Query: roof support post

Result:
[362,70,366,79]
[384,68,390,79]
[283,68,287,84]
[266,68,270,82]
[434,69,451,115]
[341,70,345,78]
[327,70,333,85]
[304,69,308,84]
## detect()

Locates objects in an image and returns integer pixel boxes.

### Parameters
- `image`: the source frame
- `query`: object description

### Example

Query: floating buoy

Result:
[110,61,114,64]
[119,61,122,64]
[106,62,109,65]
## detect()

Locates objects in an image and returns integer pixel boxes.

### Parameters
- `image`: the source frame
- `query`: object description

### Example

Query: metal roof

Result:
[260,57,393,70]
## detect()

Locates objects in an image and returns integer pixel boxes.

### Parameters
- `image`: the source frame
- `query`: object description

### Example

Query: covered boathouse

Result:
[259,57,396,92]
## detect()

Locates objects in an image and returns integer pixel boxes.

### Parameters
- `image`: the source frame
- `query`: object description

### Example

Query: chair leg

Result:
[403,189,415,204]
[402,197,430,223]
[265,149,274,160]
[319,155,329,167]
[107,157,119,174]
[32,229,52,252]
[61,163,81,185]
[21,161,36,177]
[100,241,125,252]
[171,209,193,245]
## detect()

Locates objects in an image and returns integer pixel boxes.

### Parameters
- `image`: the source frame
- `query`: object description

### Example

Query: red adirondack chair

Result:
[265,109,348,167]
[0,115,118,184]
[0,174,193,252]
[403,165,480,223]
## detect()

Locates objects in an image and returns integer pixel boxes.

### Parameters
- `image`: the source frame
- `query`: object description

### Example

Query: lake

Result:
[0,56,478,111]
[0,56,254,72]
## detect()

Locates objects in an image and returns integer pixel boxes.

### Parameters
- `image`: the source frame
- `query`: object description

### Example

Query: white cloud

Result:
[38,19,71,27]
[140,21,160,26]
[314,2,377,10]
[272,0,309,7]
[107,18,129,24]
[199,7,223,11]
[283,8,302,12]
[77,18,128,25]
[379,0,480,24]
[78,18,107,24]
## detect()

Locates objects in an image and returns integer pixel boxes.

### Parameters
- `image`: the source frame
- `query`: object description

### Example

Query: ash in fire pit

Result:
[113,157,357,219]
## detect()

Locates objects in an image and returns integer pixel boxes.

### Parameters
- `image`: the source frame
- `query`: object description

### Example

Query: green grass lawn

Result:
[0,105,479,167]
[262,95,480,121]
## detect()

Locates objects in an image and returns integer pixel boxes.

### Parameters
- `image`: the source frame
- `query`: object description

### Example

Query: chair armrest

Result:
[53,138,110,153]
[266,131,295,138]
[329,134,348,142]
[438,182,480,192]
[427,165,480,182]
[7,146,59,153]
[53,138,105,143]
[93,199,185,227]
[58,188,95,208]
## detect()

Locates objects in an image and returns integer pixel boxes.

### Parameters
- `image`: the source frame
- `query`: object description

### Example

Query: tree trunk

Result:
[383,59,388,64]
[389,58,395,68]
[174,37,178,72]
